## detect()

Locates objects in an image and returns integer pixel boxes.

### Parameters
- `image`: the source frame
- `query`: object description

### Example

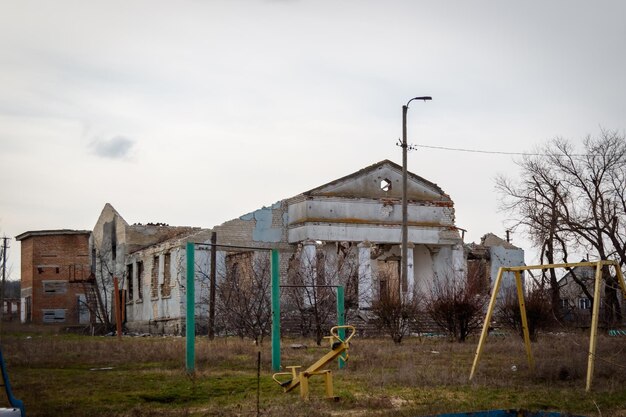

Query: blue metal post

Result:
[336,285,346,369]
[186,242,195,373]
[271,249,281,372]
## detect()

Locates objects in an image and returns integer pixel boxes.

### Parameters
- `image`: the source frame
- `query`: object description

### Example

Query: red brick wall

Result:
[20,239,34,292]
[21,233,91,325]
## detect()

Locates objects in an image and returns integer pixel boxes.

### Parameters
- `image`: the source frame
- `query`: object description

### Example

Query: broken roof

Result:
[300,159,450,201]
[480,233,520,250]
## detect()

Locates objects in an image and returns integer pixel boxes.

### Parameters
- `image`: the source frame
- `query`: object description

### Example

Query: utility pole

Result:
[0,237,9,327]
[208,232,217,340]
[401,97,431,299]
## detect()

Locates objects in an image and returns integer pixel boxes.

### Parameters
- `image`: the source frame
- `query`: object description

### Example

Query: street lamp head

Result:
[406,96,432,106]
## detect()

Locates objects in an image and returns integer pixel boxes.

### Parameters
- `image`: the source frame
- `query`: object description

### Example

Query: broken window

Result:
[377,259,400,300]
[111,233,117,262]
[137,261,144,300]
[467,259,490,295]
[380,178,392,192]
[578,298,591,310]
[77,295,90,324]
[42,280,67,295]
[42,309,66,323]
[226,252,254,291]
[126,264,134,301]
[25,296,32,322]
[161,253,171,297]
[151,256,159,298]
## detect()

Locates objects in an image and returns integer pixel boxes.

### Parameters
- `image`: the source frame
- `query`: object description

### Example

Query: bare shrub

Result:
[425,269,488,342]
[285,242,359,345]
[285,249,335,345]
[370,271,419,344]
[496,286,553,341]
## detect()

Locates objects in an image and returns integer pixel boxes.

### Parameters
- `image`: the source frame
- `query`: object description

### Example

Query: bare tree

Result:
[425,268,488,342]
[90,243,119,330]
[283,242,359,345]
[214,251,272,344]
[496,285,553,342]
[497,129,626,324]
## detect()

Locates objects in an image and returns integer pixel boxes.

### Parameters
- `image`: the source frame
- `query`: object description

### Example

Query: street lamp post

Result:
[401,96,432,299]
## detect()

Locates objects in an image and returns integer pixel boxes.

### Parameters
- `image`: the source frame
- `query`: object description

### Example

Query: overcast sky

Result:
[1,0,625,279]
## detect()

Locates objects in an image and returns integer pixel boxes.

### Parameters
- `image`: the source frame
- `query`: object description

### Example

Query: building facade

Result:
[110,160,469,334]
[16,230,92,325]
[22,161,523,335]
[465,233,525,300]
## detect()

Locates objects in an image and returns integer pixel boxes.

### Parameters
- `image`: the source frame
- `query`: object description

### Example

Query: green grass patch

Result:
[2,331,626,416]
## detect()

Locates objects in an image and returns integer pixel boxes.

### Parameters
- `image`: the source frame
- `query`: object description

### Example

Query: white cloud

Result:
[89,136,136,160]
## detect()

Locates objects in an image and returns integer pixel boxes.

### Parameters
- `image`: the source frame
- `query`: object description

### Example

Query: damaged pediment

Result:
[302,160,450,202]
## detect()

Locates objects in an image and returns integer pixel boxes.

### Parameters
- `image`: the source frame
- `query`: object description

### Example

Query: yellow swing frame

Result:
[469,260,626,391]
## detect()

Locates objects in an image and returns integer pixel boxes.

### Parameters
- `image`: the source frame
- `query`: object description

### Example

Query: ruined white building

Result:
[214,159,465,306]
[92,160,468,334]
[91,204,210,333]
[465,233,525,300]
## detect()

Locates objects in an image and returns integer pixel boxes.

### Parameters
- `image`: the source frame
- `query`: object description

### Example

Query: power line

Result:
[413,143,590,157]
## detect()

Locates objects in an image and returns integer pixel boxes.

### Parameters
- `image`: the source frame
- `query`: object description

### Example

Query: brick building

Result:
[16,230,92,325]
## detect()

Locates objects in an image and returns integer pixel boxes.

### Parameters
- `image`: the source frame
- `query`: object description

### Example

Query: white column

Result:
[215,251,226,285]
[20,298,26,323]
[301,239,317,308]
[452,243,466,275]
[323,243,338,286]
[405,242,415,301]
[358,241,372,309]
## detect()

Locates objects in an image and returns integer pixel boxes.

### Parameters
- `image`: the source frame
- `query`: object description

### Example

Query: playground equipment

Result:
[469,260,626,392]
[272,325,355,400]
[184,244,347,376]
[0,348,24,417]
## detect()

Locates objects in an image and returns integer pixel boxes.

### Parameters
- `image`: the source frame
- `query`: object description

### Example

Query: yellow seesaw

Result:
[272,325,355,401]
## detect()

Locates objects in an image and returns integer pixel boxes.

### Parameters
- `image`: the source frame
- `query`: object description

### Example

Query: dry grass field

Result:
[1,324,626,417]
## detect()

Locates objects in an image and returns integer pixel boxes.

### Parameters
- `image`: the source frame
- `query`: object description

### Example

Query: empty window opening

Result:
[43,280,68,294]
[151,256,159,298]
[126,264,134,301]
[42,309,66,323]
[380,178,392,192]
[77,295,90,324]
[579,298,591,310]
[161,253,171,297]
[91,248,96,274]
[111,234,117,262]
[137,261,144,300]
